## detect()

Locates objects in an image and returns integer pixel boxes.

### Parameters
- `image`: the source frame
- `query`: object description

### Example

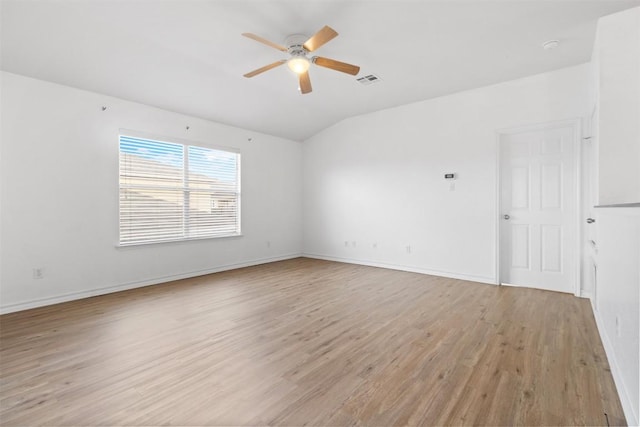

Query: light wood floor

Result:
[0,258,624,426]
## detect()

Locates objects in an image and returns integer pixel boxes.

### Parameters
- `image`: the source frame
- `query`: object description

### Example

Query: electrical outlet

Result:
[615,316,621,337]
[406,245,411,253]
[266,240,271,248]
[33,268,44,279]
[344,241,349,247]
[372,242,377,249]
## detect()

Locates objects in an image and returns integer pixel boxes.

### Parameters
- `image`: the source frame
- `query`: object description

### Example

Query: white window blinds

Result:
[119,135,240,245]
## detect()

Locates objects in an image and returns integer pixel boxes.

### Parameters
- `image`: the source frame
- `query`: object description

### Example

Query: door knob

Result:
[503,214,510,220]
[586,218,595,224]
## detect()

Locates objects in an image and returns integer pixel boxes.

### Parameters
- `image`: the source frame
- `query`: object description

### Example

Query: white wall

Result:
[302,64,590,284]
[589,7,640,425]
[595,7,640,205]
[0,72,303,313]
[593,207,640,426]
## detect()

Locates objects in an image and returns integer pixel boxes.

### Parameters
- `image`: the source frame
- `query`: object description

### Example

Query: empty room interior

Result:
[1,1,639,426]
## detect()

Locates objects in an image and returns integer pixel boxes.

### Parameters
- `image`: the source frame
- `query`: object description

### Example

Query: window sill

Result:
[116,233,243,248]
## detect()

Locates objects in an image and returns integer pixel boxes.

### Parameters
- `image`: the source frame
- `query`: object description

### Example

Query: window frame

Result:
[117,129,241,247]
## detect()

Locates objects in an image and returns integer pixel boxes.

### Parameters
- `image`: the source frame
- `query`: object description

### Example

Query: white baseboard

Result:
[302,253,496,285]
[591,305,638,426]
[0,253,302,314]
[580,290,594,300]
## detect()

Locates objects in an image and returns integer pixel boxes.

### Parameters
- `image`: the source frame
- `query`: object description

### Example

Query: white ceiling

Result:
[2,0,639,141]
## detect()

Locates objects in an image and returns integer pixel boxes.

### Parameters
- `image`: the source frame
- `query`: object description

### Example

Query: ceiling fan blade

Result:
[299,71,312,94]
[242,33,288,52]
[303,25,338,52]
[243,60,286,78]
[313,56,360,76]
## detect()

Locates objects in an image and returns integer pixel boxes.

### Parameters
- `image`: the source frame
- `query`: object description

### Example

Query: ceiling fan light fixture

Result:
[287,56,310,74]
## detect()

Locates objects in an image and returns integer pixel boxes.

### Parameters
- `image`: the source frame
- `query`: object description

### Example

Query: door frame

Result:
[494,118,583,296]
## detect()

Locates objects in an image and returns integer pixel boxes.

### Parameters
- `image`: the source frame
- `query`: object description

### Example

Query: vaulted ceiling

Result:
[2,0,639,141]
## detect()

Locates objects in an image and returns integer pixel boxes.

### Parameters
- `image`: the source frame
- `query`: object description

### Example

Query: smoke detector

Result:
[542,40,560,50]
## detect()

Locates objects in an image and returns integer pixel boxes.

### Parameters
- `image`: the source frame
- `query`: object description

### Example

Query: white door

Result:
[499,123,577,294]
[582,109,598,305]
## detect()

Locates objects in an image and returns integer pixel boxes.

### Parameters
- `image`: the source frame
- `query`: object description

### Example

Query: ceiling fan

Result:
[242,25,360,94]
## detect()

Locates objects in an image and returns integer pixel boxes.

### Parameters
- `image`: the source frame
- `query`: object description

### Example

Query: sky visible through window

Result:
[119,135,237,182]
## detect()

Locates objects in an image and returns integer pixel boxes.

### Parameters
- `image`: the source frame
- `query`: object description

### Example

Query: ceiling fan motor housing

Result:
[285,34,309,57]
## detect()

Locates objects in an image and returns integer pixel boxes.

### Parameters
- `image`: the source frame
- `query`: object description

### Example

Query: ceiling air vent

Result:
[356,74,381,85]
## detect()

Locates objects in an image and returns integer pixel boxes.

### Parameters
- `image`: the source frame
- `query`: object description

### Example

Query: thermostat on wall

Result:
[444,173,456,179]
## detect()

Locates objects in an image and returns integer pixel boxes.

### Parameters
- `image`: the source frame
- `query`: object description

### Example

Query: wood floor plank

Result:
[0,258,625,426]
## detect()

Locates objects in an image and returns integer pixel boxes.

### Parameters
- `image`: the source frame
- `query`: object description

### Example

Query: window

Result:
[119,134,240,245]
